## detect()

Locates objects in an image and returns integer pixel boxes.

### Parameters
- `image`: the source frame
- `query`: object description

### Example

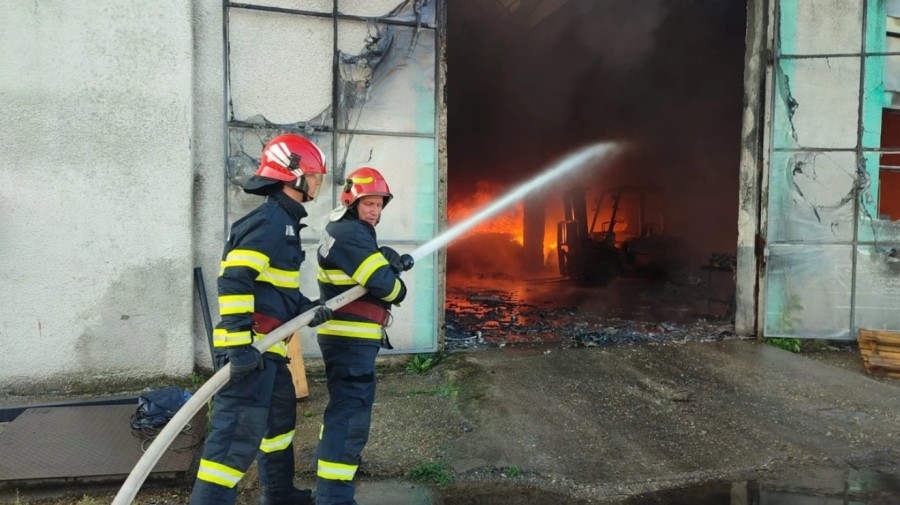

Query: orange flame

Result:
[447,181,524,245]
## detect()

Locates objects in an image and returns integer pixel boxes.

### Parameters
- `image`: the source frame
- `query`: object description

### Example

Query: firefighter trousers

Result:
[315,341,380,505]
[190,353,298,505]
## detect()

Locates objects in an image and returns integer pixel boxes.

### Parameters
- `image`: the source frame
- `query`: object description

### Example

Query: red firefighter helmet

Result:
[340,167,393,208]
[244,133,327,196]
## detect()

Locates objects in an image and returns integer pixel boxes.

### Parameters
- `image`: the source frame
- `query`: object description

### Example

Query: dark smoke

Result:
[448,0,747,267]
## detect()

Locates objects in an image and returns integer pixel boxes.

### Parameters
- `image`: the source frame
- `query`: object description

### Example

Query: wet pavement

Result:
[363,336,900,505]
[0,286,900,505]
[621,460,900,504]
[266,457,900,504]
[434,341,900,502]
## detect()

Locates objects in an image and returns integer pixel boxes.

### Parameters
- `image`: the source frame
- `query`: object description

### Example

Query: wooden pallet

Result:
[857,329,900,379]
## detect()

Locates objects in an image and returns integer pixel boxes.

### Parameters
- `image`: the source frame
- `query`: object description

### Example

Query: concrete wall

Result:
[735,0,769,337]
[191,1,230,372]
[0,1,198,392]
[0,0,440,392]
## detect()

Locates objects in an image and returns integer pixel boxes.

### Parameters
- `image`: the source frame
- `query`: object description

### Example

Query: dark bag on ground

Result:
[130,386,192,429]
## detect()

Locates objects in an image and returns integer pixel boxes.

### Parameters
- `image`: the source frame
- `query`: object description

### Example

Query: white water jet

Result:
[412,141,621,262]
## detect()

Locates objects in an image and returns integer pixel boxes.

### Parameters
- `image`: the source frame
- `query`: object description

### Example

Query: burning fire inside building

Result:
[444,0,748,349]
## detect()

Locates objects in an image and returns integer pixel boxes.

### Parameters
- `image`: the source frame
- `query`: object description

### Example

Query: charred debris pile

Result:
[444,274,737,352]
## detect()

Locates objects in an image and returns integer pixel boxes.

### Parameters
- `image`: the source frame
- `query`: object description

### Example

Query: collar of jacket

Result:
[270,191,308,224]
[342,211,377,238]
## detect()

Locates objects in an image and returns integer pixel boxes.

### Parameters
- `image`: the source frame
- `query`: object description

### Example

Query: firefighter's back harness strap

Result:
[334,300,391,327]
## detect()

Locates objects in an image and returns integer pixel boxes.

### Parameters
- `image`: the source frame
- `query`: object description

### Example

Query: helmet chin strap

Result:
[287,153,313,200]
[294,175,312,202]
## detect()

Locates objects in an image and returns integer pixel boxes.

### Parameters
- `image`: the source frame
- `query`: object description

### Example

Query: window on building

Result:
[880,10,900,221]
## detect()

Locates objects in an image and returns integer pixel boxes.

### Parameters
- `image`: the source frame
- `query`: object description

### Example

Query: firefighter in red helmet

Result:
[190,133,331,505]
[313,167,413,505]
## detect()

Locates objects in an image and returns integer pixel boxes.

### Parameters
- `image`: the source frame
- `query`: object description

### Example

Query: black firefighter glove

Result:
[379,246,415,274]
[227,344,263,383]
[302,301,333,327]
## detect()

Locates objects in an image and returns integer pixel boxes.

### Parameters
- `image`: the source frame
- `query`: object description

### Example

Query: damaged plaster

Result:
[763,0,900,339]
[223,0,440,354]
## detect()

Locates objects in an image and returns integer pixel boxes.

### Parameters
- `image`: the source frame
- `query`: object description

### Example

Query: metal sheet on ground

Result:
[0,404,205,485]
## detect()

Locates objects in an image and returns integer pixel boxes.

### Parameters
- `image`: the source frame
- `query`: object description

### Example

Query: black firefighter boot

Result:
[258,448,315,505]
[259,486,315,505]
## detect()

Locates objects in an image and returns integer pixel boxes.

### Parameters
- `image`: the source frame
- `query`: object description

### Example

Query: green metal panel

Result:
[765,0,888,339]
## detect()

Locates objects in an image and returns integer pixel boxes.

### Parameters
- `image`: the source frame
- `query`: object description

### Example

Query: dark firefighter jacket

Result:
[316,214,406,345]
[213,193,312,357]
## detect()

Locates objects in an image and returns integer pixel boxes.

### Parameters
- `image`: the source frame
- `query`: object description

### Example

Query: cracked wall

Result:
[763,0,900,338]
[223,0,441,355]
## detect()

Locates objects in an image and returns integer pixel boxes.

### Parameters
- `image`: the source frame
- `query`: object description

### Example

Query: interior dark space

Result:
[445,0,748,347]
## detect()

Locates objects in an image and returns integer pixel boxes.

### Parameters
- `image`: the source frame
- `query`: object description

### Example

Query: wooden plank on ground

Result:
[286,333,309,400]
[857,328,900,380]
[872,349,900,361]
[862,355,900,371]
[858,329,900,346]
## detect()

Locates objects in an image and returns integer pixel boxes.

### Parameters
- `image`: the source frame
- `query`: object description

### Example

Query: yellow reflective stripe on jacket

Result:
[317,459,358,481]
[351,252,389,285]
[220,249,269,274]
[213,330,287,354]
[252,332,288,357]
[256,266,300,289]
[218,294,254,315]
[381,279,402,303]
[197,459,244,488]
[259,429,295,453]
[264,340,287,358]
[317,267,355,285]
[317,320,383,339]
[213,328,252,347]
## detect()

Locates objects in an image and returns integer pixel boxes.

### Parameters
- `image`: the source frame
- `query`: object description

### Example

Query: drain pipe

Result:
[193,267,216,366]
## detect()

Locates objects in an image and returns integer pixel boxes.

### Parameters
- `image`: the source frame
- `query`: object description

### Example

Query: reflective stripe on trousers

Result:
[190,353,298,505]
[315,341,380,505]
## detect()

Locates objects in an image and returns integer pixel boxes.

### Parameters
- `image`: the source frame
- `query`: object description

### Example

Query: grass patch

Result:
[504,465,522,478]
[406,354,435,373]
[191,371,210,388]
[407,461,453,487]
[766,337,801,353]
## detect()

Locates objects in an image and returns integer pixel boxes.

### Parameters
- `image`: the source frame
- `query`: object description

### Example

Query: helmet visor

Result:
[302,173,324,200]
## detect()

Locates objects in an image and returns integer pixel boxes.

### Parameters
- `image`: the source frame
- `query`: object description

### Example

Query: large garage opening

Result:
[445,1,748,348]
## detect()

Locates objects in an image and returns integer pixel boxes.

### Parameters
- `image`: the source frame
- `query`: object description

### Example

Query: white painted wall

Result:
[191,1,230,372]
[0,0,434,392]
[0,1,198,392]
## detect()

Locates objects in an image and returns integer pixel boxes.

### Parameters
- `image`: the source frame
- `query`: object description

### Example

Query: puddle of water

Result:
[437,466,900,505]
[439,483,589,505]
[624,470,900,505]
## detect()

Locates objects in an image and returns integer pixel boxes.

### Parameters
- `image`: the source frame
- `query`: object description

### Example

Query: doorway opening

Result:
[445,1,748,348]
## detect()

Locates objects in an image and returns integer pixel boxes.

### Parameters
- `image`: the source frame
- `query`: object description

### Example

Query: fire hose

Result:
[112,284,370,505]
[111,142,617,505]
